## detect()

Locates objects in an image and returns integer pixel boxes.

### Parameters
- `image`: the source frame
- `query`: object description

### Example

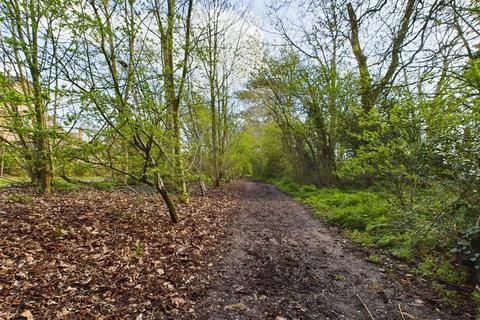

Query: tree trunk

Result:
[199,178,207,197]
[156,174,178,224]
[0,146,4,177]
[30,3,52,194]
[173,100,189,204]
[158,0,191,203]
[210,82,220,187]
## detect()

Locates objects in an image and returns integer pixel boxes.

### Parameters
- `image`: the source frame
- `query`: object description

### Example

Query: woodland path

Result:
[189,180,473,320]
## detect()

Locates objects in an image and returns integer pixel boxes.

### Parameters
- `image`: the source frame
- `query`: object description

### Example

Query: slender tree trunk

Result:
[207,12,220,187]
[157,0,191,203]
[219,79,228,181]
[0,146,4,177]
[199,178,207,197]
[155,174,178,223]
[173,100,189,203]
[210,81,219,187]
[30,8,52,193]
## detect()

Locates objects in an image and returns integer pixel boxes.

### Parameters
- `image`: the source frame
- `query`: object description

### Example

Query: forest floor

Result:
[0,179,475,319]
[189,180,475,320]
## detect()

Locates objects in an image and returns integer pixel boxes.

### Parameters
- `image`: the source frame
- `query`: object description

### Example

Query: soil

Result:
[189,180,475,320]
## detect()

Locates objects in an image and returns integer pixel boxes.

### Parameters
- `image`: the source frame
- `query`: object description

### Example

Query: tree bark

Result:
[29,0,52,193]
[347,0,417,113]
[0,146,4,177]
[155,174,178,224]
[199,178,207,197]
[156,0,193,202]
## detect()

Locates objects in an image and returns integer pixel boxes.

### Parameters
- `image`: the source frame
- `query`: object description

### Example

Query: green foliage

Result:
[135,240,143,257]
[90,180,117,190]
[0,176,27,187]
[465,58,480,89]
[246,122,294,180]
[7,193,33,204]
[348,229,374,246]
[416,256,468,284]
[273,179,392,233]
[472,289,480,319]
[451,227,480,272]
[52,178,79,191]
[367,254,381,264]
[432,281,459,305]
[53,224,63,238]
[390,246,414,262]
[334,274,345,281]
[272,178,471,285]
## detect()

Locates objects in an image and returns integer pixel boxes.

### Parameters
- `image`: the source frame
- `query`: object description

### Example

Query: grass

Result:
[271,179,398,243]
[416,256,468,284]
[89,180,117,190]
[472,290,480,318]
[0,176,27,187]
[7,193,34,204]
[334,274,345,281]
[0,175,116,190]
[367,254,381,264]
[52,177,81,190]
[269,178,469,287]
[73,176,106,182]
[53,177,118,190]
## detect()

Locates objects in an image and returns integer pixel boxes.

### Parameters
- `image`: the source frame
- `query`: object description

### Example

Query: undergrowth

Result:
[269,178,470,288]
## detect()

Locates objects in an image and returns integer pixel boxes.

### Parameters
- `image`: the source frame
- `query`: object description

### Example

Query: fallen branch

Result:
[399,303,406,320]
[355,293,375,320]
[123,185,139,194]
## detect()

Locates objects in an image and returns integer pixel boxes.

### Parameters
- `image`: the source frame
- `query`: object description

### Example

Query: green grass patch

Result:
[53,176,116,191]
[1,175,113,190]
[271,178,397,237]
[334,274,345,281]
[52,177,80,191]
[0,176,27,187]
[90,180,116,190]
[416,256,468,284]
[269,178,468,287]
[73,176,106,182]
[367,254,381,264]
[472,290,480,318]
[7,193,34,204]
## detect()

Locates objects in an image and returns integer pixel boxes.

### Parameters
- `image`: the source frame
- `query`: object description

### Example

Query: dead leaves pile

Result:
[0,186,238,319]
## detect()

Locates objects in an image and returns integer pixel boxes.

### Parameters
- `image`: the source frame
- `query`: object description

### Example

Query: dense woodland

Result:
[0,0,479,317]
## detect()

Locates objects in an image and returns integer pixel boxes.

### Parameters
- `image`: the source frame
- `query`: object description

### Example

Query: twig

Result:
[355,293,375,320]
[398,303,406,320]
[123,185,139,194]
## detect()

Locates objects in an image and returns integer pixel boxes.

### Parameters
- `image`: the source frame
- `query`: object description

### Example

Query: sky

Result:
[235,0,283,44]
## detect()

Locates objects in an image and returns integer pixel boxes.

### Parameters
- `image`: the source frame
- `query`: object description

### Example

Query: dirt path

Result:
[190,180,473,320]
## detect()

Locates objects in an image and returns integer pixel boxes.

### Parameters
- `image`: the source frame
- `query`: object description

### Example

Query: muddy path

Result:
[189,180,474,320]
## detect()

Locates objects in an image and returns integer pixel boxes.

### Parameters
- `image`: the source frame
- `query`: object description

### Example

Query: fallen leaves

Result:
[171,296,185,307]
[20,309,34,320]
[0,186,238,319]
